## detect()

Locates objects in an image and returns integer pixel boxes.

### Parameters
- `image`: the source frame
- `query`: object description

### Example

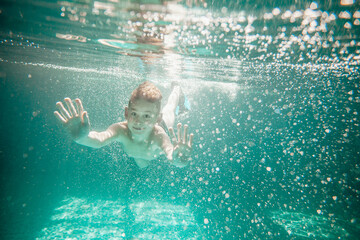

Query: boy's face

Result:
[125,98,161,136]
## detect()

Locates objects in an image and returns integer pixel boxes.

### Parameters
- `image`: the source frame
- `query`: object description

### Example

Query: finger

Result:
[75,98,83,115]
[183,124,188,144]
[54,111,67,123]
[177,123,182,143]
[169,127,177,143]
[188,133,194,147]
[65,98,78,117]
[56,101,71,119]
[82,111,90,126]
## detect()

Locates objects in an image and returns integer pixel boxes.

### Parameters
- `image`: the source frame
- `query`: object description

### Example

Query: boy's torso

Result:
[116,122,167,166]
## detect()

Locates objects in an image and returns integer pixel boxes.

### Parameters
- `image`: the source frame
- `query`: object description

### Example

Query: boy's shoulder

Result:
[109,121,135,143]
[154,123,167,136]
[151,124,170,144]
[108,121,129,136]
[111,121,128,130]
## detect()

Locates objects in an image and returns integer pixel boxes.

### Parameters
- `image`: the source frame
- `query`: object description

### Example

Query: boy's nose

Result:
[134,116,142,123]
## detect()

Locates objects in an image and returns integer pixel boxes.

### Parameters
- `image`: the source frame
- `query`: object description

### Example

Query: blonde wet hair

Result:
[129,81,162,111]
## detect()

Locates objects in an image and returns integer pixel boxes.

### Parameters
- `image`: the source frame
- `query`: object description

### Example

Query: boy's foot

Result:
[171,82,191,115]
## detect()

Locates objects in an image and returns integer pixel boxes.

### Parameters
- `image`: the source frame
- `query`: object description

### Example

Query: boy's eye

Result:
[144,114,151,119]
[131,112,136,117]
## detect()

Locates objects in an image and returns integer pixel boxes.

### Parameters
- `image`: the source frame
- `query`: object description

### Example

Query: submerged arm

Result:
[76,123,124,148]
[54,98,124,149]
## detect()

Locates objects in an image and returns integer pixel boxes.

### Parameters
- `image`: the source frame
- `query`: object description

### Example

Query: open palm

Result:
[54,98,90,140]
[169,123,194,161]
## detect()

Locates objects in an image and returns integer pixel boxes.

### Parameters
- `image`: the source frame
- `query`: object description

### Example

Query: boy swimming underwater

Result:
[54,81,193,168]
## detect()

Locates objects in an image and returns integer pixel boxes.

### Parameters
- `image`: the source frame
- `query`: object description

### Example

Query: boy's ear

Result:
[125,106,128,119]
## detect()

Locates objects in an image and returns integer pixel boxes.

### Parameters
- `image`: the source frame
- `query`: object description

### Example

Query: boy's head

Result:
[125,81,163,136]
[128,81,162,112]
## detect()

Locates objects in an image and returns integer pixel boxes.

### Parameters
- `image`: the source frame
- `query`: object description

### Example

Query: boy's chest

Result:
[122,140,161,160]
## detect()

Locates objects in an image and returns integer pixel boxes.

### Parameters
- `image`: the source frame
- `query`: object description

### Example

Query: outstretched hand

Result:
[54,98,90,140]
[169,123,194,164]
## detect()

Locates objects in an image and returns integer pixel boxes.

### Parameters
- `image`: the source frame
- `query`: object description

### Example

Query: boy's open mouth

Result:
[133,126,143,131]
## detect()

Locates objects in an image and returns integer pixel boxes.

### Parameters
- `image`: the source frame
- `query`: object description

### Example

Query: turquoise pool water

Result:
[1,0,359,239]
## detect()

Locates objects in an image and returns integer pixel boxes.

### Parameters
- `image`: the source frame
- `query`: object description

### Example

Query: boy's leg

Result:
[162,84,182,129]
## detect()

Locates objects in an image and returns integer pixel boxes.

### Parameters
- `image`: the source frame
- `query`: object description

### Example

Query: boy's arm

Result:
[75,123,125,148]
[54,98,125,148]
[158,123,194,168]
